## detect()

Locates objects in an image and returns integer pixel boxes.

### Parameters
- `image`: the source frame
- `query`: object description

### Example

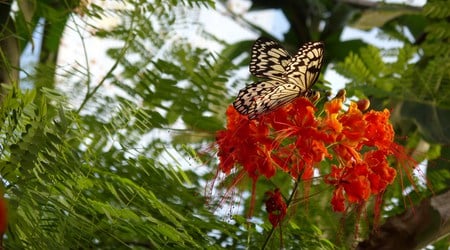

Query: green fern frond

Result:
[359,45,386,77]
[391,44,417,73]
[0,86,228,248]
[425,21,450,40]
[423,0,450,18]
[335,51,371,85]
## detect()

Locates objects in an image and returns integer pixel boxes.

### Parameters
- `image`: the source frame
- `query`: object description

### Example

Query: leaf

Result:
[423,1,450,18]
[325,39,366,62]
[395,14,427,41]
[399,100,450,144]
[428,146,450,192]
[359,45,385,77]
[335,51,371,84]
[351,7,419,30]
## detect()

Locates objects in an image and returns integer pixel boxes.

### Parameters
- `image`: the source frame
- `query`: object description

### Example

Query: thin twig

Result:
[75,16,136,114]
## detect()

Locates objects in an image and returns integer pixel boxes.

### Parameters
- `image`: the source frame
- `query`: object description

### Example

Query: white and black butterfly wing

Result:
[233,80,301,119]
[234,38,325,119]
[233,80,280,116]
[284,41,324,91]
[249,37,292,80]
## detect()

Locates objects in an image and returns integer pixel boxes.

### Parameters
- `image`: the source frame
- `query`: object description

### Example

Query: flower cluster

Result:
[216,92,409,225]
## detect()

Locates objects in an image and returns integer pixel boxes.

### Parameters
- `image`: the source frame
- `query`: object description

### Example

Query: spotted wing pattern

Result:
[249,37,292,81]
[283,41,324,91]
[233,37,325,119]
[233,80,305,119]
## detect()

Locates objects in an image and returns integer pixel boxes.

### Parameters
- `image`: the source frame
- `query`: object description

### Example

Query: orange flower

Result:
[324,97,343,115]
[324,112,342,136]
[339,102,367,145]
[331,186,346,212]
[271,99,331,176]
[325,162,371,210]
[332,143,361,162]
[268,98,317,137]
[265,189,287,227]
[342,162,371,203]
[363,109,394,150]
[216,90,409,217]
[364,150,397,194]
[216,105,276,180]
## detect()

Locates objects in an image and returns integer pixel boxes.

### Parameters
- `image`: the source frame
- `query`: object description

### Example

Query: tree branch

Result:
[357,189,450,250]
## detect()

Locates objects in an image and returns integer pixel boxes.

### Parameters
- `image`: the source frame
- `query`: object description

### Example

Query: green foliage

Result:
[335,45,416,98]
[350,7,420,30]
[0,85,237,248]
[423,0,450,18]
[1,0,237,248]
[1,0,449,248]
[428,145,450,192]
[335,6,450,143]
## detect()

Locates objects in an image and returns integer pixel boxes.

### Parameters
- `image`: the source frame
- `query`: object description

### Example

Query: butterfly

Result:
[233,37,324,119]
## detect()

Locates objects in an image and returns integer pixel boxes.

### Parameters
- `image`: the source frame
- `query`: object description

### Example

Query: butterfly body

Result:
[233,37,324,119]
